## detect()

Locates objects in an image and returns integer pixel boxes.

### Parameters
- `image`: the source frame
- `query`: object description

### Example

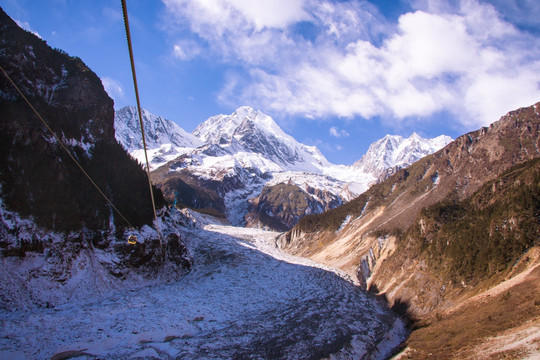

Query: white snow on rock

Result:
[0,209,408,359]
[114,105,202,169]
[193,106,331,173]
[353,132,452,178]
[114,105,451,226]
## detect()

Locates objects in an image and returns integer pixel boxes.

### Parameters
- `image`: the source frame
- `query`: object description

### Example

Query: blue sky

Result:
[2,0,540,164]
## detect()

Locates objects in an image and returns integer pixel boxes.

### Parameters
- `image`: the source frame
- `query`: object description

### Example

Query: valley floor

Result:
[0,217,406,359]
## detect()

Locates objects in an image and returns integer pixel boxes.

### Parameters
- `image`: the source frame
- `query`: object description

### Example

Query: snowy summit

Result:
[116,106,452,228]
[193,106,331,172]
[115,105,202,168]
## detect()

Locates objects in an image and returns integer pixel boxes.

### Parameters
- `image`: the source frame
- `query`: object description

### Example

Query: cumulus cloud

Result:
[164,0,309,33]
[162,0,540,128]
[226,0,310,30]
[163,0,312,67]
[101,77,125,101]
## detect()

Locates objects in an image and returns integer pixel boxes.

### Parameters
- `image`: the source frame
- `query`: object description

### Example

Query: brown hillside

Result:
[278,102,540,359]
[281,102,540,274]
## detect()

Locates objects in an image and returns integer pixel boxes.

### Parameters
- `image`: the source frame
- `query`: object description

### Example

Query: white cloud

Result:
[164,0,309,33]
[329,126,350,137]
[101,77,125,101]
[463,70,540,127]
[163,0,311,67]
[227,0,310,30]
[386,11,476,79]
[473,0,540,31]
[173,40,201,60]
[15,19,41,38]
[163,0,540,129]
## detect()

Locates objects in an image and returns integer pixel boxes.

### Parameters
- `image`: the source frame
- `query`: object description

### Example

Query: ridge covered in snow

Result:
[353,132,453,177]
[193,106,331,172]
[114,105,202,168]
[116,106,451,228]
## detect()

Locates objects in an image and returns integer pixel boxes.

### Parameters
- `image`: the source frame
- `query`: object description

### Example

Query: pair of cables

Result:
[0,0,163,246]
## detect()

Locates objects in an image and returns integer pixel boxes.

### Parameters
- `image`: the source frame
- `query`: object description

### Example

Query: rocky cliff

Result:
[245,182,343,231]
[0,8,191,309]
[0,7,165,232]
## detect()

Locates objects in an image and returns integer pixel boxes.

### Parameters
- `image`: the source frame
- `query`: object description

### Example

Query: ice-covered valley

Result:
[0,210,407,359]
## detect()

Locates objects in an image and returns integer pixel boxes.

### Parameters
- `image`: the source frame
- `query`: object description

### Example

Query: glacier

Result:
[0,208,408,359]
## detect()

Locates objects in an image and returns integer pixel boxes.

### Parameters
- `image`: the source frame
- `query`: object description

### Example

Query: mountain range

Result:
[0,10,407,359]
[278,101,540,358]
[115,105,451,230]
[2,6,539,358]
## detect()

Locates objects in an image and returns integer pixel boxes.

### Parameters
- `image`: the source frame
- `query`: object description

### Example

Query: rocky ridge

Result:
[115,105,202,169]
[353,132,453,180]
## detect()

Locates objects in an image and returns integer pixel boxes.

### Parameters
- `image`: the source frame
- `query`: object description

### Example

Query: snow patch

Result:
[337,214,352,233]
[431,171,440,186]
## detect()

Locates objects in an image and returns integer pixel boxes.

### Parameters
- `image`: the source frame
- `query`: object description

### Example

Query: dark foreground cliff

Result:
[0,7,191,309]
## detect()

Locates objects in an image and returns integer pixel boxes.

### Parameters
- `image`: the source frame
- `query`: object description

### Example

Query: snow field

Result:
[0,217,407,359]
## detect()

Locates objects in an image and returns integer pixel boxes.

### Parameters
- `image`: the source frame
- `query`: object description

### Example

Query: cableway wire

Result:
[0,63,136,231]
[121,0,163,247]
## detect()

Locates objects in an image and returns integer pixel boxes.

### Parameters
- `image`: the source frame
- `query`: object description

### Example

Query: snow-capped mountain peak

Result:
[193,106,330,172]
[115,105,451,229]
[194,106,288,145]
[353,132,453,177]
[114,106,202,169]
[115,105,202,153]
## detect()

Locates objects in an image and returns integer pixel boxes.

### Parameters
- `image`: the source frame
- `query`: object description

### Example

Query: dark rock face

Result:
[113,233,192,277]
[245,183,343,231]
[152,155,273,222]
[152,154,229,216]
[0,7,163,231]
[0,8,189,305]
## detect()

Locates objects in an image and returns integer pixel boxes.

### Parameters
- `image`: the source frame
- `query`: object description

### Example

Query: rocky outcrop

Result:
[356,234,393,288]
[0,8,191,309]
[245,183,343,231]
